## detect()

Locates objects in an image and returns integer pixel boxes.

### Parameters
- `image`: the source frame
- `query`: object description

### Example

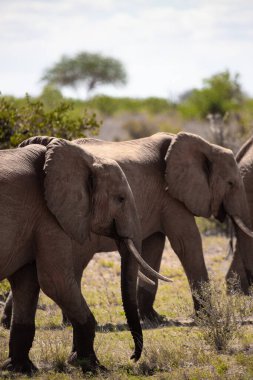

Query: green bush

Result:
[0,94,101,148]
[141,97,172,114]
[39,84,64,110]
[86,95,120,116]
[179,71,244,120]
[85,95,173,116]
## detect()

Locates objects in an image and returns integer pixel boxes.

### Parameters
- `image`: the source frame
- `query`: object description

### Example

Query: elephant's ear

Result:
[165,132,213,217]
[44,138,93,244]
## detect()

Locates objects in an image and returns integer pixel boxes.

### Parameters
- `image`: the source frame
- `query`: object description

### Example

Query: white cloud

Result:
[0,0,253,97]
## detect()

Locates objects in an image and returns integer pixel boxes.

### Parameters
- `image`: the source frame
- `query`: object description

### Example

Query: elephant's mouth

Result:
[111,219,129,240]
[215,203,226,223]
[90,219,120,239]
[93,219,128,240]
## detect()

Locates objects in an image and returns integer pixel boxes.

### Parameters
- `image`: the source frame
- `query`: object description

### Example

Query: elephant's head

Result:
[165,132,253,240]
[44,138,140,244]
[40,137,170,361]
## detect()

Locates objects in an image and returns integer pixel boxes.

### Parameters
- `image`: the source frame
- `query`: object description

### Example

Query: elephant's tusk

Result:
[138,271,155,286]
[124,239,173,283]
[233,216,253,238]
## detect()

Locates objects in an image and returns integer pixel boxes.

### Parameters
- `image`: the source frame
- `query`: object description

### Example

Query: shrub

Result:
[194,278,253,352]
[85,95,173,117]
[0,94,101,148]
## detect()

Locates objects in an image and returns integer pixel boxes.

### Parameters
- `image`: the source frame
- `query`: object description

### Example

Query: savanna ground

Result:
[1,233,253,379]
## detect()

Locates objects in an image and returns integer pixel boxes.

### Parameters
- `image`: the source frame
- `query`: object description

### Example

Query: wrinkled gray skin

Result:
[0,138,149,374]
[3,132,251,326]
[226,136,253,292]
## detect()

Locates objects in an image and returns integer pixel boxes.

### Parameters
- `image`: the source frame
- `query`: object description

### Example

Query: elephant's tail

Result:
[19,136,55,148]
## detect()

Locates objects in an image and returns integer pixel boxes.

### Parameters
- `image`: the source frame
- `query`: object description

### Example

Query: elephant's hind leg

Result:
[2,262,39,374]
[137,232,166,324]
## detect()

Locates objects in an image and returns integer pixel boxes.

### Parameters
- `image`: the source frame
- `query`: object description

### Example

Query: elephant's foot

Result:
[2,357,38,374]
[70,318,107,373]
[6,323,36,374]
[68,352,107,374]
[1,313,11,330]
[140,307,168,327]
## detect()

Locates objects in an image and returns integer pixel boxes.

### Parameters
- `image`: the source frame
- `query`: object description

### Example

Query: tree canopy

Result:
[179,71,245,120]
[42,52,127,96]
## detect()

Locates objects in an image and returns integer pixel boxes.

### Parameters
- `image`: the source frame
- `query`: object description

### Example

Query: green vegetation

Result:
[179,71,244,120]
[1,236,253,379]
[85,95,173,116]
[2,69,253,147]
[0,94,100,148]
[178,70,251,150]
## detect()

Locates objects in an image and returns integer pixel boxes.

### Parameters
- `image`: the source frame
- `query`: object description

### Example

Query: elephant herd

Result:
[1,131,253,374]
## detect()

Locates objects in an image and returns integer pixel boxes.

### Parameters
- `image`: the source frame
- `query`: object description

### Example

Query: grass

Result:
[1,236,253,379]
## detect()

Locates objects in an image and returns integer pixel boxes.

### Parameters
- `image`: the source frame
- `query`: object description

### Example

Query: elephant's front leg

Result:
[163,199,209,313]
[62,248,95,327]
[36,226,105,373]
[137,232,166,323]
[2,262,40,374]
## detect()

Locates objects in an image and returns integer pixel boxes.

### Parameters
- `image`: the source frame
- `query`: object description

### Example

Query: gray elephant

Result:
[0,138,166,374]
[226,135,253,292]
[4,132,252,324]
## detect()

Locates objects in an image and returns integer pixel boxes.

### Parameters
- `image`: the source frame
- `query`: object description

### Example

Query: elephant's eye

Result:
[118,196,125,203]
[228,181,234,187]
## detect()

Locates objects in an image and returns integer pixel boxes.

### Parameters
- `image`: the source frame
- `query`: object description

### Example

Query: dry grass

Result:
[1,235,253,379]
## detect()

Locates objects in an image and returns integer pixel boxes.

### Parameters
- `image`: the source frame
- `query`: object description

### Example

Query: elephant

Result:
[3,131,252,326]
[226,135,253,292]
[0,138,168,374]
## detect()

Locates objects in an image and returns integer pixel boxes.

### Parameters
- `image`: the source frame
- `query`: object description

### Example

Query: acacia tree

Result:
[42,52,127,96]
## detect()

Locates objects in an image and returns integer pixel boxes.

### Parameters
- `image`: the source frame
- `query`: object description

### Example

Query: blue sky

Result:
[1,0,253,99]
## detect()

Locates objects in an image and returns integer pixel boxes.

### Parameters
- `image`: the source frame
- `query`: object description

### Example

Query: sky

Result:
[1,0,253,99]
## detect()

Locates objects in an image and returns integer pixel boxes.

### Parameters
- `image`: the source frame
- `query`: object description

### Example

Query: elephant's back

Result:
[75,133,173,164]
[0,145,46,209]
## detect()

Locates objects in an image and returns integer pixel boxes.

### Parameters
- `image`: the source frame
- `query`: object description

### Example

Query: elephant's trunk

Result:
[233,221,253,284]
[118,237,172,361]
[117,238,143,361]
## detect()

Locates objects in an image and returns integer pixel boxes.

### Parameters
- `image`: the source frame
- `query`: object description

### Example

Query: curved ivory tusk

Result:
[233,216,253,238]
[124,238,173,283]
[138,271,155,286]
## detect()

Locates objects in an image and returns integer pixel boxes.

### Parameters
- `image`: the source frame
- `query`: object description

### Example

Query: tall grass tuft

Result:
[193,277,253,352]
